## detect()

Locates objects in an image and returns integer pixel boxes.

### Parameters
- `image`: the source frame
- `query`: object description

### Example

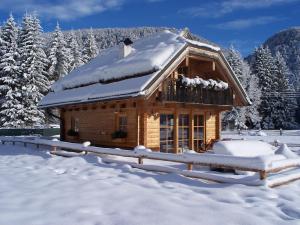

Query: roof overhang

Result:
[142,44,251,106]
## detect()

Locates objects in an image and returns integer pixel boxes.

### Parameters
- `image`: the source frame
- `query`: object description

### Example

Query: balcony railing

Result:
[160,79,233,105]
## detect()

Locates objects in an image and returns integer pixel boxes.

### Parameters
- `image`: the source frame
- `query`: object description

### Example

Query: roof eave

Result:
[38,91,143,109]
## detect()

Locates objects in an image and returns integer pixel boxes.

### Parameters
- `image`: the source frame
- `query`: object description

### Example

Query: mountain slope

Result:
[44,27,217,51]
[263,27,300,89]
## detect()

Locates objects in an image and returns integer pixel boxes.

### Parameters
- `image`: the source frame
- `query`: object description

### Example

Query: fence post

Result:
[138,157,143,165]
[187,163,193,171]
[52,146,57,152]
[260,171,267,180]
[24,142,27,147]
[36,144,40,149]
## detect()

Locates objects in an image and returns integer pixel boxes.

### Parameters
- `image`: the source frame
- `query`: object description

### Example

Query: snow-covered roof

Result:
[39,30,224,108]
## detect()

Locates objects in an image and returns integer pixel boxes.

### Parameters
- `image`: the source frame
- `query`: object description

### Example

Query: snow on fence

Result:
[1,136,300,187]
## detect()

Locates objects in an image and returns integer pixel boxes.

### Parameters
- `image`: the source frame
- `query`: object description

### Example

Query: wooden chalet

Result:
[40,29,250,153]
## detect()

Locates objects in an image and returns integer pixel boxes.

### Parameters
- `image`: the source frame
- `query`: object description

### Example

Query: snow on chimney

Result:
[179,27,192,39]
[120,38,133,58]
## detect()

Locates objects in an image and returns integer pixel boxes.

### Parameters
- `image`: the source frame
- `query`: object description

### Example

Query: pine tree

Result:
[251,46,293,129]
[273,51,298,128]
[244,66,261,128]
[18,14,50,127]
[48,22,70,81]
[223,46,250,129]
[252,46,277,129]
[0,14,24,127]
[226,46,247,85]
[83,28,99,62]
[67,30,84,72]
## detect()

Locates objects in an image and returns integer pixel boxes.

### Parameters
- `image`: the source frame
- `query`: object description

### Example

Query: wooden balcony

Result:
[160,79,233,105]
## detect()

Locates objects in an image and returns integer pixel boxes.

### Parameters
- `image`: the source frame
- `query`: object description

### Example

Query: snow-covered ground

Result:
[1,136,300,225]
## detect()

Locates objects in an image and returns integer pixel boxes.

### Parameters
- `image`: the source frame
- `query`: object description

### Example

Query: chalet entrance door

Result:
[193,114,205,152]
[160,114,174,153]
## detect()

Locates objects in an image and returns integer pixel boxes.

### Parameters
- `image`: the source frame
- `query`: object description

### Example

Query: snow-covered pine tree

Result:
[83,28,99,63]
[67,30,84,72]
[244,64,261,128]
[252,46,280,129]
[48,22,70,82]
[18,14,50,127]
[273,51,298,128]
[223,46,249,129]
[226,46,247,85]
[0,14,24,127]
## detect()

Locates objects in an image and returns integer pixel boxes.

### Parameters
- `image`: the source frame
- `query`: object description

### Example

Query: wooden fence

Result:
[1,137,300,187]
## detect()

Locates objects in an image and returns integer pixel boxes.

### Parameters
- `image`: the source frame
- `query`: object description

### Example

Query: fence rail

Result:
[1,137,300,187]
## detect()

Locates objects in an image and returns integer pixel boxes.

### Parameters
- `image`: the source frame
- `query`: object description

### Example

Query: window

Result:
[194,115,204,151]
[71,117,79,132]
[160,114,174,153]
[119,115,127,132]
[178,114,189,150]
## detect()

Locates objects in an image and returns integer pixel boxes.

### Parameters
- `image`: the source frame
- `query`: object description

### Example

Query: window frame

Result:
[118,115,128,132]
[71,117,79,132]
[193,114,205,151]
[178,114,189,151]
[160,114,174,153]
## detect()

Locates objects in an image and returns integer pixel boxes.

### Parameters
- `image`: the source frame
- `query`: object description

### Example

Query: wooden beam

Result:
[212,61,216,71]
[260,171,267,180]
[189,109,194,150]
[174,109,179,154]
[136,109,140,146]
[187,163,193,170]
[138,157,144,165]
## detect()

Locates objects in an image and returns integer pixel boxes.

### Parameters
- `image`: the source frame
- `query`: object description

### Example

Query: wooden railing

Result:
[1,137,300,187]
[160,79,233,105]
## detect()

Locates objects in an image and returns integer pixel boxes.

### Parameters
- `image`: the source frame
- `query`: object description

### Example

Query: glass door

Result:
[193,115,204,152]
[160,114,174,153]
[178,114,189,151]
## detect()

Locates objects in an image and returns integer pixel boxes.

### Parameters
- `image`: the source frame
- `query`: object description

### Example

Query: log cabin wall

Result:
[205,111,218,145]
[62,102,138,149]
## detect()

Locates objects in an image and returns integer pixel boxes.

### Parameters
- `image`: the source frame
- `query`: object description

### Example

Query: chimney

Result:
[120,38,133,58]
[179,27,192,40]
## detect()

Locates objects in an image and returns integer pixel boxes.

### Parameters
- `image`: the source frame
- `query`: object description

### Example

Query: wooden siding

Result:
[63,104,138,148]
[145,113,160,150]
[205,111,218,144]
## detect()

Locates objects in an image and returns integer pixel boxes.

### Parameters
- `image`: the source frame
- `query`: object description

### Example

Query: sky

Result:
[0,0,299,55]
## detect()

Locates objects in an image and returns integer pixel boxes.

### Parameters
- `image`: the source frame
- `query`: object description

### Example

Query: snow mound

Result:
[82,141,91,147]
[213,140,274,157]
[134,145,152,154]
[275,144,298,159]
[248,130,267,136]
